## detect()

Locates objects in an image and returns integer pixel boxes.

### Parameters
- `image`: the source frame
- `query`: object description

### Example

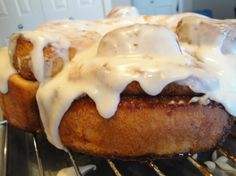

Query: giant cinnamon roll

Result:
[0,12,235,159]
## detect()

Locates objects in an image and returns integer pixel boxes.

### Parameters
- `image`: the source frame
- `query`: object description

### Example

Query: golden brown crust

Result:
[12,36,74,80]
[12,36,35,80]
[60,96,232,159]
[0,74,42,132]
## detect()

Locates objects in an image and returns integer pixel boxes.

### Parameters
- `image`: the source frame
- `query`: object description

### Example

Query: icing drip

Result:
[189,95,210,105]
[0,47,16,93]
[18,31,70,82]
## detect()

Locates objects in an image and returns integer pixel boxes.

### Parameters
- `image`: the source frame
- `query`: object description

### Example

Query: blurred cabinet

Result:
[0,0,111,47]
[132,0,178,15]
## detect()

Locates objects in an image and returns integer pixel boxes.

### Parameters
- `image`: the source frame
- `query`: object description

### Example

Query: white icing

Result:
[178,100,185,105]
[57,165,96,176]
[212,150,218,161]
[215,159,236,172]
[192,153,198,160]
[204,161,216,171]
[168,100,176,105]
[38,17,144,37]
[189,95,210,105]
[163,13,209,31]
[97,24,182,56]
[0,47,16,93]
[203,150,236,172]
[8,33,19,61]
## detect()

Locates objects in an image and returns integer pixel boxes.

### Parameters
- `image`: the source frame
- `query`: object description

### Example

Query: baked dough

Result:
[0,12,235,159]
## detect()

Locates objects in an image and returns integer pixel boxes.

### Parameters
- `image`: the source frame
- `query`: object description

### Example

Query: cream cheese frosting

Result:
[0,13,236,150]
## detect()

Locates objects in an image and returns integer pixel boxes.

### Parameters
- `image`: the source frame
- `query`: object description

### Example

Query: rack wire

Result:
[0,120,7,176]
[0,120,235,176]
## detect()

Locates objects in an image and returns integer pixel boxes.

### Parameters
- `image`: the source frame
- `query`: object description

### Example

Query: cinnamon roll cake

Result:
[0,12,235,159]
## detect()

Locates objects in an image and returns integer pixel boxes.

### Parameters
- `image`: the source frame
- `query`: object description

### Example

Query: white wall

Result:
[192,0,236,19]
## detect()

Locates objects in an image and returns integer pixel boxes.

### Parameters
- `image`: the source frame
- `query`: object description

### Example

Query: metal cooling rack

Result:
[0,120,236,176]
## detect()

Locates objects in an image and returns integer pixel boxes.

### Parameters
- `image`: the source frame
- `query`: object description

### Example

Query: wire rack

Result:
[0,120,235,176]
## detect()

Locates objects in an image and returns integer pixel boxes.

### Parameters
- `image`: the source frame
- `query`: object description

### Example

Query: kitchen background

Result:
[0,0,236,47]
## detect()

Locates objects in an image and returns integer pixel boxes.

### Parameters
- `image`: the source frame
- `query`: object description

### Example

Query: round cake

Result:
[0,11,235,159]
